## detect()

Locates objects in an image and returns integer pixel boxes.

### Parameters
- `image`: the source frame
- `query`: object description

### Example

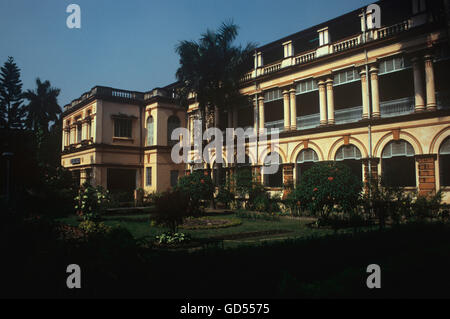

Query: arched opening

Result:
[146,116,154,146]
[296,148,319,183]
[263,152,283,188]
[335,144,363,182]
[439,137,450,187]
[381,140,416,187]
[167,115,180,146]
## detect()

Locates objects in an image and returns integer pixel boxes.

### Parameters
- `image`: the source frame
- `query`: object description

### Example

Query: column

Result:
[253,98,258,134]
[360,69,370,119]
[214,105,220,127]
[258,96,265,132]
[412,57,425,112]
[363,158,379,185]
[289,88,297,130]
[282,163,294,199]
[370,66,380,118]
[416,154,437,196]
[233,106,238,128]
[283,90,291,130]
[227,108,233,129]
[326,77,335,125]
[318,80,327,125]
[424,54,437,110]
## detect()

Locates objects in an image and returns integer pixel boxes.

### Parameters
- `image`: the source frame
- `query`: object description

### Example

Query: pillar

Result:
[363,158,379,185]
[360,69,370,119]
[416,155,437,196]
[318,80,327,125]
[258,96,265,132]
[283,90,291,130]
[253,98,258,134]
[412,57,426,112]
[233,106,238,128]
[214,105,220,127]
[282,163,294,199]
[254,165,262,184]
[370,66,380,118]
[289,88,297,130]
[227,108,233,129]
[424,54,437,110]
[326,77,335,125]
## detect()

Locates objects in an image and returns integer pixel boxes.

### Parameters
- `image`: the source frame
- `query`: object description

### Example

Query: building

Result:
[62,0,450,201]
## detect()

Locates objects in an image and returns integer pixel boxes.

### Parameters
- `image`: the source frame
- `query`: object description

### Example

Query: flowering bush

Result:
[176,171,214,209]
[155,232,191,245]
[152,189,193,232]
[74,183,111,221]
[287,162,362,218]
[79,220,112,235]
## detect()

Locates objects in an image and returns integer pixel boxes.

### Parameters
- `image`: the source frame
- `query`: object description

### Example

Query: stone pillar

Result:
[326,77,335,125]
[318,80,327,125]
[424,54,437,110]
[283,90,291,130]
[258,96,265,132]
[214,106,220,127]
[233,106,238,128]
[253,165,262,184]
[227,108,233,129]
[282,163,294,199]
[360,69,370,119]
[289,88,297,130]
[416,155,437,196]
[362,158,379,185]
[412,57,426,112]
[370,66,380,118]
[253,98,258,134]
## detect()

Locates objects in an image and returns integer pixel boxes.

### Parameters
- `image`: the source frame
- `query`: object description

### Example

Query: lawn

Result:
[57,212,355,248]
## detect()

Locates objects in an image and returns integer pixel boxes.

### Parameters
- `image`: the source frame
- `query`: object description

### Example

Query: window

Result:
[147,116,154,146]
[114,119,132,138]
[167,116,180,146]
[146,167,152,186]
[381,140,416,187]
[335,145,363,181]
[264,89,282,102]
[296,79,318,94]
[379,56,409,75]
[333,69,360,86]
[77,122,82,143]
[439,138,450,187]
[296,149,319,182]
[170,170,179,187]
[263,152,283,188]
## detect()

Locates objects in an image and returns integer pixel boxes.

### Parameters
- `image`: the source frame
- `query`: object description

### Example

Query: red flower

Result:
[200,179,205,184]
[313,187,318,192]
[328,177,334,181]
[204,171,209,176]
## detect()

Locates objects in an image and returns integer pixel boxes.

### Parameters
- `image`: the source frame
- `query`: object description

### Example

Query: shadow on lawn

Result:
[1,213,450,299]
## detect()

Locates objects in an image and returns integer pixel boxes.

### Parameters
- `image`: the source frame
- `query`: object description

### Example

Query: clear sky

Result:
[0,0,373,108]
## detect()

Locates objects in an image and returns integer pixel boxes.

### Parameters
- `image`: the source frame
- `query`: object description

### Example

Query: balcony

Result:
[380,97,414,118]
[335,106,363,125]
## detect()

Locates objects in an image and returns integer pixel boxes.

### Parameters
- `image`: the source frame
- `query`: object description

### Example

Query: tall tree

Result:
[175,21,256,139]
[23,78,61,133]
[0,56,26,129]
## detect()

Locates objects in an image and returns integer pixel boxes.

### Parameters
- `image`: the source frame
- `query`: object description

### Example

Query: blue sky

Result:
[0,0,373,107]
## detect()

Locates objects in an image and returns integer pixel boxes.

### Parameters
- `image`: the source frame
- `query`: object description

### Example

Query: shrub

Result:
[74,183,111,221]
[216,185,236,209]
[152,189,193,233]
[155,232,191,245]
[79,220,112,236]
[410,190,443,222]
[288,162,362,219]
[176,171,214,210]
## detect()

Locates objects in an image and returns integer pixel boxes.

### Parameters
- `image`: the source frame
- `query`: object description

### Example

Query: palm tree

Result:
[176,21,256,138]
[23,78,61,133]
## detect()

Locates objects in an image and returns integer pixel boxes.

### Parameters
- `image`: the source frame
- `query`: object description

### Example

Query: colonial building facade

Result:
[62,0,450,201]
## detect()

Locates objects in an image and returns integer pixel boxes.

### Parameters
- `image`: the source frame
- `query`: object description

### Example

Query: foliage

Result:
[233,168,254,198]
[0,56,26,129]
[410,190,444,222]
[75,183,111,221]
[155,232,191,245]
[152,189,193,233]
[180,216,242,229]
[79,220,112,235]
[144,191,163,206]
[287,162,362,219]
[235,210,280,222]
[216,177,236,209]
[176,171,214,210]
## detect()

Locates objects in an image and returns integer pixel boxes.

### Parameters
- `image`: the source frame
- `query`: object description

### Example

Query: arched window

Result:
[381,140,416,187]
[146,116,154,146]
[296,148,319,183]
[263,152,283,188]
[335,144,363,181]
[167,115,180,146]
[439,138,450,187]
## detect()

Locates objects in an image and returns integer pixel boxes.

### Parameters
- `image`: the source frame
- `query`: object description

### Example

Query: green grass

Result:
[57,212,355,248]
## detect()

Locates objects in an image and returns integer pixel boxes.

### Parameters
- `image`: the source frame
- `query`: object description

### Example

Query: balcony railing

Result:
[334,106,363,124]
[380,97,414,118]
[377,20,411,40]
[332,35,361,53]
[263,62,282,75]
[264,120,284,133]
[294,51,316,65]
[297,113,320,130]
